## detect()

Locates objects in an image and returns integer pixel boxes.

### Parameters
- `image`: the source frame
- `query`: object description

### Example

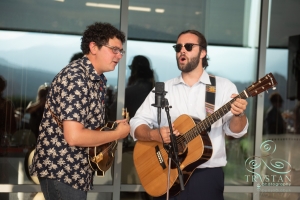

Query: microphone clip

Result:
[151,90,167,109]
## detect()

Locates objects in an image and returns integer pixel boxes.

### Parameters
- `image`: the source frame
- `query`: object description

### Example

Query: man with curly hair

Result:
[29,22,130,200]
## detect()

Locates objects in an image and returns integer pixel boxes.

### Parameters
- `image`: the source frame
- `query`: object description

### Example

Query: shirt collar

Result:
[82,55,107,84]
[173,70,212,86]
[200,70,211,85]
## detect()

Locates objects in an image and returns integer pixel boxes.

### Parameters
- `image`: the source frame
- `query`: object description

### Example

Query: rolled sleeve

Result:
[223,116,249,138]
[129,93,157,141]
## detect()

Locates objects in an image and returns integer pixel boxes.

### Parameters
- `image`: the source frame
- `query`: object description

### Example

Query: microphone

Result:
[151,82,166,125]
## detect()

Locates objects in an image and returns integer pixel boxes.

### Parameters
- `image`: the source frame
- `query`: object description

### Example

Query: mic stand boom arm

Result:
[163,98,184,197]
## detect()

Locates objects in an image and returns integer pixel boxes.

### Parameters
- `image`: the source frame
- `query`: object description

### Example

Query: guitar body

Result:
[88,108,130,176]
[88,122,118,176]
[133,114,213,197]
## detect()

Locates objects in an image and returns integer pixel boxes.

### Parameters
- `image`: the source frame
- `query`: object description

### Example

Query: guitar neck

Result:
[185,90,249,143]
[122,108,130,122]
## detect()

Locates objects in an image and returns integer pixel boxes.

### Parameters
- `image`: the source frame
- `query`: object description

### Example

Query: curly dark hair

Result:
[81,22,126,54]
[177,30,209,69]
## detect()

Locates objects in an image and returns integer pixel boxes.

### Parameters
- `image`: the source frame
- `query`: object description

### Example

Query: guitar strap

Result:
[46,100,63,129]
[205,75,216,117]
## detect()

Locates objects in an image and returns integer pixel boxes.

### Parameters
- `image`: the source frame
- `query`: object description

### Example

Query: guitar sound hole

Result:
[177,136,187,155]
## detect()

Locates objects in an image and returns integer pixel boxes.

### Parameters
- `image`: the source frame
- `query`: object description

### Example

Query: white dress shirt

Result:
[130,70,248,168]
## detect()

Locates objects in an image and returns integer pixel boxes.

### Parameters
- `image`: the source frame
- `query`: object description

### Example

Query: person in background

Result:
[125,55,155,119]
[294,101,300,134]
[264,92,286,134]
[69,52,84,62]
[25,83,49,140]
[130,30,248,200]
[108,55,155,149]
[0,75,16,149]
[14,107,26,130]
[125,55,156,148]
[29,22,130,200]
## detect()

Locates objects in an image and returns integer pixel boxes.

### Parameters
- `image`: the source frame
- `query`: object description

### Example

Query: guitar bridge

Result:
[155,145,166,169]
[91,153,103,163]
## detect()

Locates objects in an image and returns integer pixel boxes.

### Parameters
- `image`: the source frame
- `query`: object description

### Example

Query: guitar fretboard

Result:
[175,72,277,146]
[184,90,248,143]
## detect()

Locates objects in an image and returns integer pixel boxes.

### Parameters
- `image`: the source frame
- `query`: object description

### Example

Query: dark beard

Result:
[177,51,200,73]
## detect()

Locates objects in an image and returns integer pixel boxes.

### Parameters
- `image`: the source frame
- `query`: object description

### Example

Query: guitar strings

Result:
[94,142,117,155]
[173,76,272,147]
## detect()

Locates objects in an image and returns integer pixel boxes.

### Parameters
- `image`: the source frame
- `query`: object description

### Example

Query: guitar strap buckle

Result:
[205,75,216,117]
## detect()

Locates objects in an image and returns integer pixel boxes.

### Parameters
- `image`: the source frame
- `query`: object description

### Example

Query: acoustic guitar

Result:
[88,108,129,176]
[133,73,277,197]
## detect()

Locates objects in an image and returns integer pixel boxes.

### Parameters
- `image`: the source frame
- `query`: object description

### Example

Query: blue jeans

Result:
[38,177,87,200]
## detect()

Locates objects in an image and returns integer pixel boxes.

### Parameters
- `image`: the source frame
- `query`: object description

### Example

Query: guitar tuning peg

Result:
[272,87,276,90]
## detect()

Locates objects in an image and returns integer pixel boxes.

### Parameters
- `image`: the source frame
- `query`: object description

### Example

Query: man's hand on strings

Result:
[157,124,179,143]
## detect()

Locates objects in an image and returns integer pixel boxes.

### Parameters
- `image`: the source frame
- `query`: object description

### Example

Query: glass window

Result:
[120,192,151,200]
[124,0,261,189]
[127,0,256,46]
[0,30,118,185]
[0,192,114,200]
[269,0,300,47]
[261,0,300,190]
[87,192,113,200]
[0,0,121,34]
[260,192,300,200]
[2,0,300,197]
[262,48,300,188]
[0,0,261,47]
[127,0,205,42]
[224,193,252,200]
[120,41,260,187]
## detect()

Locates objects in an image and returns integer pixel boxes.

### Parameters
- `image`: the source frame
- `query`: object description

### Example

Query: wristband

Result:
[235,112,245,117]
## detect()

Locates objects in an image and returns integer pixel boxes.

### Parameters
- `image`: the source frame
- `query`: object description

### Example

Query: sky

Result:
[0,30,288,85]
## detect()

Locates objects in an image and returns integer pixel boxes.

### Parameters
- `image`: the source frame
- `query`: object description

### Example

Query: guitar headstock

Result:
[246,73,278,97]
[122,108,130,122]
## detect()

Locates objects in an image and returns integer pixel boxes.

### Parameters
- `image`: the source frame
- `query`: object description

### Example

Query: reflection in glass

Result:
[121,192,152,200]
[0,29,259,191]
[224,193,252,200]
[0,192,115,200]
[264,47,300,186]
[259,192,300,200]
[0,0,121,35]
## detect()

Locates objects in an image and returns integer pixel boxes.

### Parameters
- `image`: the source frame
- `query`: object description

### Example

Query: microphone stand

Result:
[162,98,184,200]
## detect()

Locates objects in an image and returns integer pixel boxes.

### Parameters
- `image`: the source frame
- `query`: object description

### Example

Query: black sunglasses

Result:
[172,43,201,52]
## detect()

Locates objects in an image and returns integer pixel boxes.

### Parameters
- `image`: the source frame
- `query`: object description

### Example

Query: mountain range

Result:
[1,56,292,112]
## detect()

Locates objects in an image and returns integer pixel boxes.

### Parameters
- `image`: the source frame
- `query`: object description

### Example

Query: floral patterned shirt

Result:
[30,55,107,191]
